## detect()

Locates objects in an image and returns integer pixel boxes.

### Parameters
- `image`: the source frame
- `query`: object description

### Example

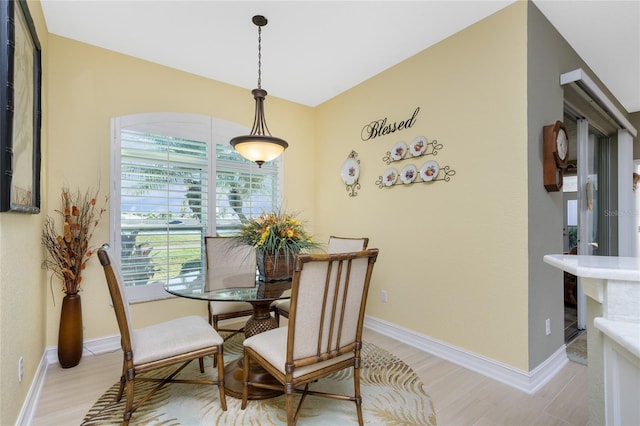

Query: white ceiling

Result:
[40,1,640,112]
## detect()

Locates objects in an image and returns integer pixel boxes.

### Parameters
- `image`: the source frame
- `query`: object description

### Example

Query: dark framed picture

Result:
[0,0,42,213]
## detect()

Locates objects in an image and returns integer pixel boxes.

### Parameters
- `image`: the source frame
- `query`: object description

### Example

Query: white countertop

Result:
[545,254,640,363]
[543,254,640,282]
[594,318,640,359]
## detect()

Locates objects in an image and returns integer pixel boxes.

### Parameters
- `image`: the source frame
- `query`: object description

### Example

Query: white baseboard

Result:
[364,314,569,394]
[44,334,122,365]
[15,352,49,426]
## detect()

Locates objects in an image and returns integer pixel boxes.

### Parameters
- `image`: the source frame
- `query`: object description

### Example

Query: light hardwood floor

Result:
[30,328,588,425]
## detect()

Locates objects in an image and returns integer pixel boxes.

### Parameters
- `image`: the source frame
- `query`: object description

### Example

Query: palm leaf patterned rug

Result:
[81,332,437,425]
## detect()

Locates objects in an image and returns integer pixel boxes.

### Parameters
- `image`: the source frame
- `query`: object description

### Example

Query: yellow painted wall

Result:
[44,35,316,344]
[314,2,529,369]
[0,2,48,424]
[41,0,529,376]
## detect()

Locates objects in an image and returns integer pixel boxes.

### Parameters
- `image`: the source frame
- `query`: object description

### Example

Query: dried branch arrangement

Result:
[41,187,108,294]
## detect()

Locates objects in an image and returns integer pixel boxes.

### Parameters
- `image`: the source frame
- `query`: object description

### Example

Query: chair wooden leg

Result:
[123,379,135,425]
[198,357,205,373]
[354,365,364,426]
[241,351,250,409]
[212,315,219,331]
[116,360,127,402]
[116,374,125,402]
[216,349,227,411]
[286,390,296,426]
[208,304,213,326]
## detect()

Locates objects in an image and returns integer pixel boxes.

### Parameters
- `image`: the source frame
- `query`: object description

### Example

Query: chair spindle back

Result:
[97,244,135,355]
[286,249,378,367]
[327,236,369,253]
[205,236,257,289]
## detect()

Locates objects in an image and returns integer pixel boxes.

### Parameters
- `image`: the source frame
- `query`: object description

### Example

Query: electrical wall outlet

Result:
[18,357,24,382]
[381,290,388,303]
[545,318,551,336]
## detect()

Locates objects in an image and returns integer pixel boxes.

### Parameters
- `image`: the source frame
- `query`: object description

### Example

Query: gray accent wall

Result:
[526,2,635,369]
[632,113,640,158]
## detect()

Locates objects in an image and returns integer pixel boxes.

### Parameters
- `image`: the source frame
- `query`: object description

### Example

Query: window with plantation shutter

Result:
[214,143,279,236]
[111,113,282,302]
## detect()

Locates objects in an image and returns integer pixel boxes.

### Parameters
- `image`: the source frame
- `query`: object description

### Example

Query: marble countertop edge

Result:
[593,317,640,359]
[543,254,640,282]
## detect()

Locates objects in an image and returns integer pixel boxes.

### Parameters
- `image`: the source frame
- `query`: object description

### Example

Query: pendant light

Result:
[230,15,288,168]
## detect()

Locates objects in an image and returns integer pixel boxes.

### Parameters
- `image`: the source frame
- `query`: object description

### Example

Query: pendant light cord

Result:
[257,25,262,90]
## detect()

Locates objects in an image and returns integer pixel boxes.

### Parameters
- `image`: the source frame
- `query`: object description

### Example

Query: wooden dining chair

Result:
[326,235,369,253]
[272,236,369,324]
[241,249,379,425]
[97,244,227,425]
[205,236,256,339]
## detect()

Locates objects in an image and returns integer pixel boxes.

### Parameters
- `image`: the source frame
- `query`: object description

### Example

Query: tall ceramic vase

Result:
[58,292,83,368]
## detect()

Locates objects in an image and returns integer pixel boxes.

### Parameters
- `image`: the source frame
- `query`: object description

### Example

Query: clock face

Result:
[543,121,568,192]
[556,129,568,161]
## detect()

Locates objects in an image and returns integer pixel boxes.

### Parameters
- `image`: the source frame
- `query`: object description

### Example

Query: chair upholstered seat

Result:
[243,327,353,378]
[132,316,224,365]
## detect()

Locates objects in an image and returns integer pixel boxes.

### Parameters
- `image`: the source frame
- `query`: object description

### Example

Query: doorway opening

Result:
[563,174,579,342]
[561,111,618,343]
[560,68,638,350]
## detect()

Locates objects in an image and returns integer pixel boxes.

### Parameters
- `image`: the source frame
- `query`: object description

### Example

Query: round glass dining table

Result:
[164,275,291,399]
[164,276,291,336]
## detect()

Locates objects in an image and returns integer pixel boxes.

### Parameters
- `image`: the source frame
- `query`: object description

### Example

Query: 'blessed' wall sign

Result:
[361,107,420,141]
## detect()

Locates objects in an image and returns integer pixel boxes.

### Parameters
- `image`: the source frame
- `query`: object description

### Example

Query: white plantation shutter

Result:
[214,143,279,235]
[111,113,281,302]
[119,129,208,288]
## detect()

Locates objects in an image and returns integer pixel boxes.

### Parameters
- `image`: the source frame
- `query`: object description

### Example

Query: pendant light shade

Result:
[231,15,288,167]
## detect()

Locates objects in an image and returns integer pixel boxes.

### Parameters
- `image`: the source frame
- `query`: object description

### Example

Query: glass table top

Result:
[164,272,291,303]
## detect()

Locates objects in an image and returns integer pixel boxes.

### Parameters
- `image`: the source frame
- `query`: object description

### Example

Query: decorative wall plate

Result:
[382,168,398,186]
[341,157,360,185]
[410,136,427,157]
[420,160,439,181]
[342,150,361,197]
[390,141,407,161]
[400,164,418,184]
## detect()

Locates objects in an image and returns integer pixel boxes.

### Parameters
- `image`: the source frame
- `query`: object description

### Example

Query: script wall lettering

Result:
[361,107,420,141]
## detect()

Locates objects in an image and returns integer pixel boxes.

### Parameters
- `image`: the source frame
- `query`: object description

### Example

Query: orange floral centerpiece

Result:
[237,210,319,281]
[41,187,107,368]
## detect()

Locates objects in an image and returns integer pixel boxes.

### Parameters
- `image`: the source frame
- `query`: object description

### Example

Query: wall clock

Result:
[543,120,569,192]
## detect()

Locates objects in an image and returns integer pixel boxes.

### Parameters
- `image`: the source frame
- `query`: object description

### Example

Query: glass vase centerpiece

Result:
[236,211,319,282]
